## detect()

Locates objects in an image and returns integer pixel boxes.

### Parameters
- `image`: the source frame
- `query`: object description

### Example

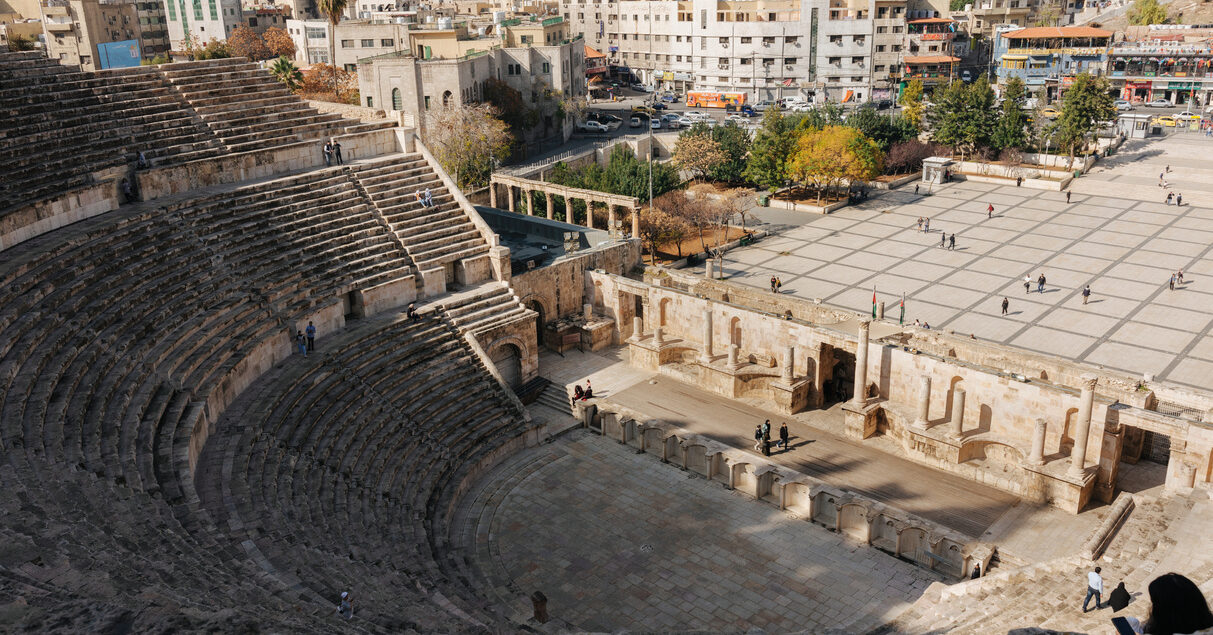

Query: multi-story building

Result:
[358,17,585,142]
[163,0,242,50]
[872,0,906,101]
[950,0,1029,38]
[286,17,410,69]
[133,0,165,54]
[1109,28,1213,106]
[241,5,290,34]
[40,0,142,69]
[0,12,42,47]
[900,16,957,89]
[994,25,1111,100]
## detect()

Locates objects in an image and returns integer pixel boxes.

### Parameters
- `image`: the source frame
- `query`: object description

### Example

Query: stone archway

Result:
[489,341,524,389]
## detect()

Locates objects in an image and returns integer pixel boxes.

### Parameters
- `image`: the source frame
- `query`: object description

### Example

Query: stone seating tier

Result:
[440,283,531,335]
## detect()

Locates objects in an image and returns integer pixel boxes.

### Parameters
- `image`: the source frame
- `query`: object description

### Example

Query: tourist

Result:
[1169,274,1176,291]
[775,277,782,293]
[296,330,307,357]
[770,276,778,293]
[753,424,763,451]
[323,141,333,167]
[1082,285,1091,305]
[924,218,930,232]
[915,183,920,195]
[914,319,922,327]
[761,419,771,440]
[987,203,994,218]
[762,433,771,456]
[1177,193,1183,206]
[572,384,584,406]
[1082,566,1104,612]
[948,234,955,250]
[336,591,353,619]
[1001,297,1009,315]
[1066,190,1072,204]
[923,322,931,330]
[121,178,135,204]
[306,321,316,352]
[415,190,425,206]
[778,422,789,450]
[1037,273,1046,293]
[333,140,344,165]
[1024,275,1032,294]
[583,380,593,399]
[407,301,420,322]
[1166,165,1171,174]
[940,232,946,248]
[423,187,434,207]
[1108,581,1130,612]
[1166,192,1173,206]
[137,151,149,170]
[1177,269,1184,284]
[1016,176,1023,187]
[971,563,981,579]
[1136,572,1213,634]
[917,216,924,231]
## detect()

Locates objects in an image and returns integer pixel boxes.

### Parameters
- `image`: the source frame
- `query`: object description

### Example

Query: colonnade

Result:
[488,174,640,237]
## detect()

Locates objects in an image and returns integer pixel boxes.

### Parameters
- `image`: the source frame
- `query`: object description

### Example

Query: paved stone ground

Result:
[468,430,944,633]
[716,134,1213,390]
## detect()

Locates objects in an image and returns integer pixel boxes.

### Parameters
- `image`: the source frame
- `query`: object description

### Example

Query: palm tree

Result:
[317,0,347,92]
[270,56,303,91]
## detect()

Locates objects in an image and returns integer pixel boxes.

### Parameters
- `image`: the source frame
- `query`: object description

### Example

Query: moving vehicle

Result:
[650,118,662,130]
[753,100,775,111]
[1176,110,1200,120]
[629,116,644,128]
[660,93,678,103]
[1153,115,1178,127]
[1146,98,1172,108]
[686,91,747,109]
[1115,101,1135,112]
[578,120,609,133]
[875,99,893,110]
[1041,106,1061,118]
[651,102,668,111]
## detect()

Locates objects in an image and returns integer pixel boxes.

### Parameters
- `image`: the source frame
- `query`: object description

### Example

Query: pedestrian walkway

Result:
[715,135,1213,390]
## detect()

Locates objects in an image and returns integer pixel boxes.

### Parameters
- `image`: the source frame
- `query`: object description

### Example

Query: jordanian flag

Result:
[899,294,905,325]
[871,288,877,318]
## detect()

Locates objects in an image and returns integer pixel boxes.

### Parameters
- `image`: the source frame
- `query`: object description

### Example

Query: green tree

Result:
[317,0,348,91]
[547,146,680,203]
[709,122,751,182]
[1051,73,1116,164]
[270,56,303,91]
[845,108,918,150]
[423,103,512,188]
[928,77,996,160]
[899,80,926,128]
[1128,0,1167,25]
[140,53,171,66]
[786,126,883,203]
[991,77,1029,150]
[743,107,795,191]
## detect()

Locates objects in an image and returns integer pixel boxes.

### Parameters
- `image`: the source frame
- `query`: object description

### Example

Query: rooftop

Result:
[1002,26,1112,39]
[904,55,960,63]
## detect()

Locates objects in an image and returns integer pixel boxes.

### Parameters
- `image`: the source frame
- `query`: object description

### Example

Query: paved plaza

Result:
[725,135,1213,389]
[468,430,943,633]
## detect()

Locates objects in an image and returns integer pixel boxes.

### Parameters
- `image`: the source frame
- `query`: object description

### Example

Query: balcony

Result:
[45,20,74,31]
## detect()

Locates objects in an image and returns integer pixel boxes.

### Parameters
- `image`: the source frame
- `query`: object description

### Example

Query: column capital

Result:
[1079,374,1098,391]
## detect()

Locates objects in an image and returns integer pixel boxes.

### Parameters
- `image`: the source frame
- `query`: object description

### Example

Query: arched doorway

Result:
[391,87,402,111]
[525,300,545,347]
[442,90,453,107]
[490,342,523,389]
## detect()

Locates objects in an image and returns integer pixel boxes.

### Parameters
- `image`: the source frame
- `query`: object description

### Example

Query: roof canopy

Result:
[905,55,960,64]
[1003,26,1112,39]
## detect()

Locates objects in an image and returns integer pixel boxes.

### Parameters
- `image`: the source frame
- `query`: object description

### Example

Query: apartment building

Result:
[994,25,1110,101]
[40,0,142,69]
[286,17,410,68]
[1108,26,1213,106]
[163,0,242,50]
[901,16,957,88]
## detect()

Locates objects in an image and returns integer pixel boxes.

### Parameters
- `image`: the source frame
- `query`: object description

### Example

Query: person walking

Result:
[305,321,316,353]
[916,216,924,231]
[1169,274,1176,291]
[987,203,994,218]
[948,233,956,250]
[940,232,946,248]
[1177,192,1183,206]
[762,432,771,456]
[323,141,333,167]
[778,422,789,451]
[924,217,930,232]
[1082,285,1091,304]
[775,277,782,293]
[753,424,763,451]
[1166,192,1174,206]
[1024,275,1031,294]
[1177,269,1184,284]
[915,183,920,195]
[337,591,354,619]
[1066,190,1072,204]
[333,140,344,165]
[1001,297,1009,315]
[1037,273,1046,293]
[1108,581,1130,612]
[770,276,778,293]
[1083,566,1104,612]
[761,419,771,441]
[296,330,307,357]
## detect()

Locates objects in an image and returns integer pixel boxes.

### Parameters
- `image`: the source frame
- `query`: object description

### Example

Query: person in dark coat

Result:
[1108,582,1131,612]
[753,424,763,451]
[572,384,584,406]
[778,423,789,450]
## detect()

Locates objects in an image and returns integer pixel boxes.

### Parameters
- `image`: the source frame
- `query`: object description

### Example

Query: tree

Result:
[317,0,348,91]
[422,103,512,188]
[1052,73,1116,164]
[140,53,170,65]
[899,79,926,128]
[639,199,689,264]
[991,77,1029,150]
[928,77,996,160]
[845,108,918,150]
[228,26,271,60]
[546,146,681,204]
[186,36,231,60]
[270,56,303,91]
[673,131,725,181]
[299,63,358,103]
[786,126,883,203]
[1033,2,1061,25]
[1128,0,1167,24]
[885,140,941,174]
[743,107,796,191]
[263,27,296,59]
[709,122,752,183]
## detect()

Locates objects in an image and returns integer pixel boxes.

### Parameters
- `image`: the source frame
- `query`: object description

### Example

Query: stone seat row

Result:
[440,284,532,334]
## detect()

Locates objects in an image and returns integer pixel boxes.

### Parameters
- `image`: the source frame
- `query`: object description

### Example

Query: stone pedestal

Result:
[1028,418,1047,465]
[842,400,882,440]
[581,317,616,351]
[913,375,932,429]
[771,378,811,415]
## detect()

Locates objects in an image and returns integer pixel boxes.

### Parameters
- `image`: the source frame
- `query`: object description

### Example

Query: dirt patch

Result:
[646,226,751,265]
[773,186,847,205]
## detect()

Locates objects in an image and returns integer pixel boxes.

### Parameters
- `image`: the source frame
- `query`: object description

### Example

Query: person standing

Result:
[915,183,920,195]
[1107,581,1130,613]
[987,203,994,218]
[296,330,307,357]
[1037,273,1046,293]
[940,232,946,248]
[775,277,782,293]
[323,141,333,167]
[762,433,771,456]
[778,422,789,451]
[1177,192,1183,206]
[1083,566,1104,612]
[761,419,771,441]
[948,234,956,250]
[1177,269,1184,284]
[924,217,930,232]
[1082,285,1091,304]
[753,424,763,451]
[1001,297,1009,315]
[770,276,778,293]
[305,321,316,352]
[1024,275,1031,294]
[1169,274,1176,291]
[333,140,344,165]
[337,591,353,619]
[916,216,923,231]
[1066,190,1072,204]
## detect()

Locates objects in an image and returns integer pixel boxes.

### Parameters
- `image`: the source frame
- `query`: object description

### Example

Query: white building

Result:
[163,0,242,50]
[285,18,410,69]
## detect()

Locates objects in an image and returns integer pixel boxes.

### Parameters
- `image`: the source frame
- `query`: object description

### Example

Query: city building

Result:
[241,5,290,35]
[0,12,42,48]
[872,0,907,102]
[950,0,1030,38]
[1109,25,1213,106]
[133,0,166,55]
[358,17,585,143]
[994,25,1111,100]
[286,17,410,68]
[40,0,142,69]
[900,16,957,89]
[163,0,243,51]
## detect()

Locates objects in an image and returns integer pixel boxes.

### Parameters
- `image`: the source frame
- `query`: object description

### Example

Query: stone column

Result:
[608,203,617,233]
[654,326,664,344]
[507,186,515,212]
[632,316,643,340]
[728,344,739,369]
[585,200,594,230]
[949,388,966,438]
[914,375,932,428]
[1068,374,1098,479]
[704,258,714,279]
[1028,418,1047,465]
[877,301,885,320]
[781,345,794,383]
[545,191,554,219]
[631,207,640,238]
[850,319,871,405]
[700,309,713,363]
[489,182,497,208]
[526,189,534,216]
[583,303,593,322]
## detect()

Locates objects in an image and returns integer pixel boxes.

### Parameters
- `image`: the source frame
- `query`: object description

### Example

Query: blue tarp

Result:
[97,40,141,69]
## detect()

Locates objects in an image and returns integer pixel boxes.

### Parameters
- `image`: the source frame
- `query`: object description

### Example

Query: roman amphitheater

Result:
[0,50,1210,634]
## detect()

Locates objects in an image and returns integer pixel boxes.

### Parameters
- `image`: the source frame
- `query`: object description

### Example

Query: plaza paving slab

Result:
[468,430,944,633]
[717,135,1213,390]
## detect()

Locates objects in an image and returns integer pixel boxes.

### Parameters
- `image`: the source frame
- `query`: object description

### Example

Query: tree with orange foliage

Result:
[298,64,359,104]
[262,27,296,59]
[227,26,271,60]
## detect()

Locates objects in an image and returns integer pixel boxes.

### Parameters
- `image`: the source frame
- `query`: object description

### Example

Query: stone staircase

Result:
[0,50,226,214]
[437,281,533,336]
[156,58,393,154]
[349,154,492,275]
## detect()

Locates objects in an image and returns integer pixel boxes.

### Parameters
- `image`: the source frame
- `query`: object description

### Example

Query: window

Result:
[367,96,373,107]
[740,36,751,43]
[542,62,550,73]
[762,36,775,44]
[739,57,750,65]
[892,25,903,33]
[876,26,886,33]
[785,57,797,64]
[828,57,840,65]
[829,35,841,44]
[676,55,682,62]
[507,63,521,75]
[828,76,840,82]
[306,27,326,39]
[344,63,356,71]
[424,95,430,109]
[876,45,886,52]
[719,37,727,44]
[786,36,798,45]
[874,65,885,72]
[852,56,863,64]
[381,38,392,46]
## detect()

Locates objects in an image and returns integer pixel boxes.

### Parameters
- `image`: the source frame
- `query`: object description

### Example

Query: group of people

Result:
[415,188,435,208]
[1082,569,1212,635]
[571,380,593,406]
[1168,270,1185,291]
[322,140,344,167]
[769,276,783,294]
[752,420,790,457]
[295,321,317,357]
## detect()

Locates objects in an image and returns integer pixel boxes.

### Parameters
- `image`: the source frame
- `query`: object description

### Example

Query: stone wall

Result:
[511,239,642,328]
[1,181,117,253]
[305,99,388,122]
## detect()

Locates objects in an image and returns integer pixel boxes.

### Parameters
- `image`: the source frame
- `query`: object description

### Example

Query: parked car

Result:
[631,83,653,92]
[660,93,678,103]
[683,110,710,121]
[578,120,609,133]
[1041,106,1061,118]
[650,118,662,129]
[790,102,814,112]
[1146,98,1172,108]
[753,100,775,111]
[960,69,973,82]
[1115,101,1135,112]
[629,116,644,128]
[600,115,622,130]
[725,114,747,124]
[1154,115,1178,127]
[676,116,697,127]
[651,102,668,110]
[1176,110,1201,120]
[631,105,655,116]
[875,99,893,110]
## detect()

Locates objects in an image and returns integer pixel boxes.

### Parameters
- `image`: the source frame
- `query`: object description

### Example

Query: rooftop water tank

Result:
[437,16,453,29]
